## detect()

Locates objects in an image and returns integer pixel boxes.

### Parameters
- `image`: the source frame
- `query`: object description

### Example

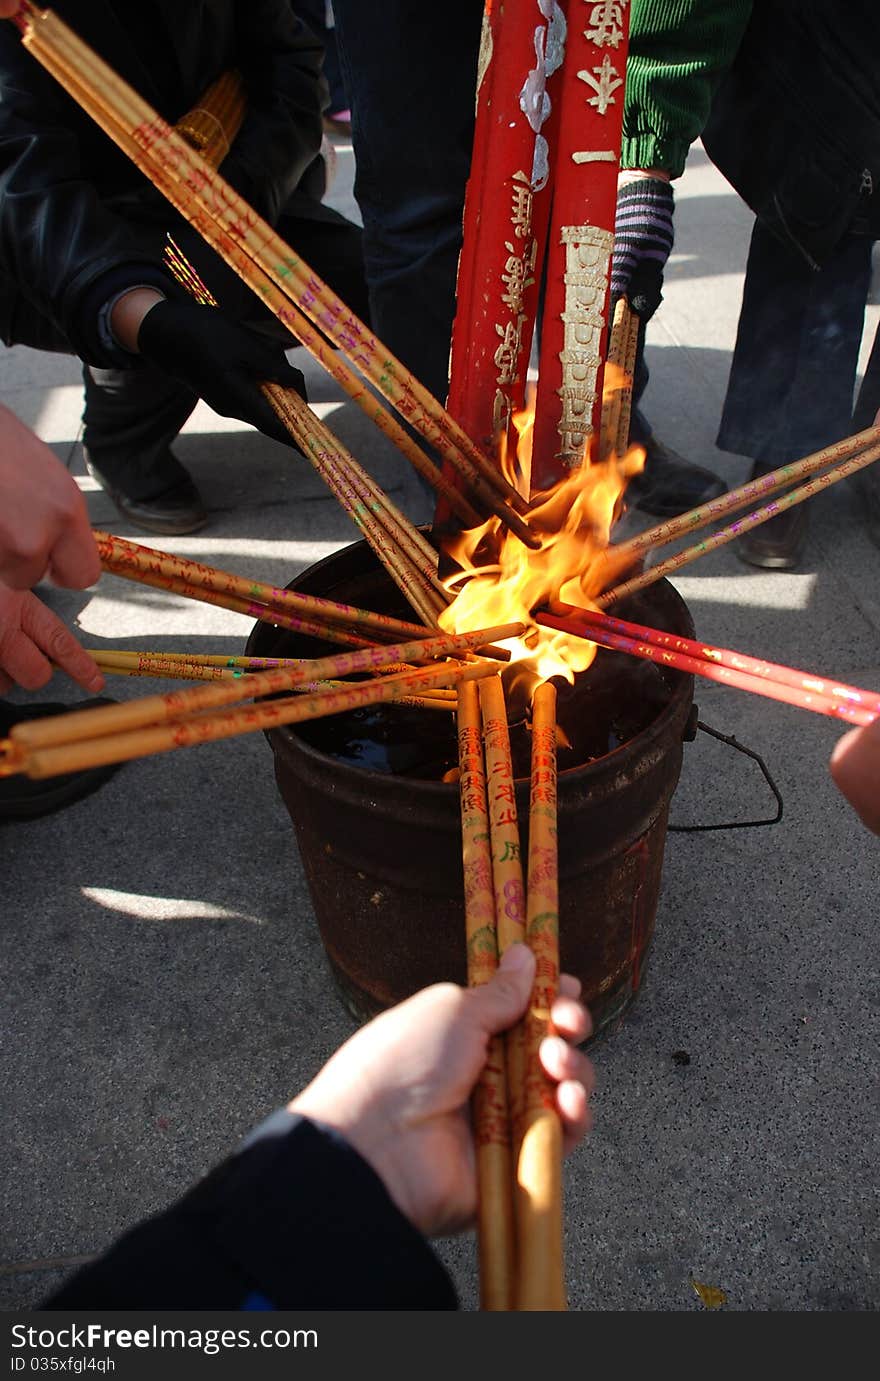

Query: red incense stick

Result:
[536,606,877,728]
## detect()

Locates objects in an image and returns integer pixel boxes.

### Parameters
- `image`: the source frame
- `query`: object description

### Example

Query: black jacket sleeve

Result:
[43,1114,458,1311]
[219,0,326,225]
[0,27,171,364]
[0,1,327,364]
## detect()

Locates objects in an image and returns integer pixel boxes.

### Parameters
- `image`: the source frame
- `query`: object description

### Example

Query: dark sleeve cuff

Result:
[73,262,178,367]
[45,1116,457,1311]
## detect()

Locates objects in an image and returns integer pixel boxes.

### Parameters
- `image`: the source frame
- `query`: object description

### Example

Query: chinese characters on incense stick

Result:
[458,675,566,1311]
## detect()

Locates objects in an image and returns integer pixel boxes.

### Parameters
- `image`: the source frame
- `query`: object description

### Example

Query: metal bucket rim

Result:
[246,544,695,794]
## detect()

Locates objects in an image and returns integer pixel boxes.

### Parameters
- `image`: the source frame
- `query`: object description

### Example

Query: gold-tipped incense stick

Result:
[95,531,430,642]
[2,660,496,780]
[9,623,524,753]
[516,680,565,1311]
[457,680,516,1311]
[599,440,880,607]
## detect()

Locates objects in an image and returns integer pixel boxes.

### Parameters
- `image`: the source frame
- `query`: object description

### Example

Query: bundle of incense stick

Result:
[8,4,538,549]
[1,623,523,780]
[173,69,245,167]
[596,428,880,605]
[91,648,459,710]
[599,298,640,464]
[456,675,565,1311]
[538,604,879,727]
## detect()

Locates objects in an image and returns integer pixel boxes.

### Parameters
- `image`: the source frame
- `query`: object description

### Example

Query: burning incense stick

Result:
[598,440,880,608]
[457,680,516,1312]
[599,299,639,464]
[516,680,565,1312]
[601,428,880,588]
[537,606,877,727]
[95,532,429,642]
[11,4,537,542]
[2,660,497,781]
[8,623,525,753]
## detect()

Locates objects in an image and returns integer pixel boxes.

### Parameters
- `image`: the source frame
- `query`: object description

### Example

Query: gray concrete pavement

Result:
[1,138,878,1312]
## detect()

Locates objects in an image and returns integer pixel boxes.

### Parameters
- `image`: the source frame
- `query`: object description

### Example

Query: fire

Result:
[439,368,644,696]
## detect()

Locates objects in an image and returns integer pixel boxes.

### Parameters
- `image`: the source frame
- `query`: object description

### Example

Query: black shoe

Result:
[0,699,123,822]
[738,503,808,569]
[626,435,727,518]
[84,454,208,536]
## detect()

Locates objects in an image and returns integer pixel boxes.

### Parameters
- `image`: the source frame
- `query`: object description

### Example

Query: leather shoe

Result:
[84,454,208,536]
[0,699,123,822]
[626,434,727,518]
[738,503,808,569]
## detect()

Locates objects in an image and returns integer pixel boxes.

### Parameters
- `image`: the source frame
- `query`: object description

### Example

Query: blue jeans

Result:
[716,220,874,468]
[331,1,482,404]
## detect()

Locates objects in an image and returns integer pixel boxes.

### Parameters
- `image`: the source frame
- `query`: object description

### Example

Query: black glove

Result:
[610,177,675,322]
[137,298,307,446]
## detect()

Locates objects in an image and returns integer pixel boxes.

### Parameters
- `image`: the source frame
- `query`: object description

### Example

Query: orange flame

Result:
[440,371,644,696]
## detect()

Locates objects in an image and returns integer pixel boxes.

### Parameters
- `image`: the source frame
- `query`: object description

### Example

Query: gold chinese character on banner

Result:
[577,53,623,115]
[494,316,526,386]
[510,170,534,240]
[500,241,537,314]
[584,1,627,49]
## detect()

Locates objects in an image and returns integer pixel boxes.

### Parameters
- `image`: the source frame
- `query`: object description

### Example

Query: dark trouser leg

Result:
[332,0,482,404]
[852,318,880,547]
[720,224,873,568]
[82,363,197,501]
[717,223,873,468]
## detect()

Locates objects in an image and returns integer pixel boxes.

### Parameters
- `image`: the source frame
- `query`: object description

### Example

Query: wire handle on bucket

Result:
[668,721,783,833]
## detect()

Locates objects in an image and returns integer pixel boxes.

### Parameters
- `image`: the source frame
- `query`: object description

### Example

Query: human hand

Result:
[830,718,880,834]
[133,297,307,446]
[611,173,674,321]
[0,406,100,591]
[289,944,593,1238]
[0,585,104,694]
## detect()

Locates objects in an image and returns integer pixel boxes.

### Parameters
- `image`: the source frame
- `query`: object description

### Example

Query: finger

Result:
[539,1035,594,1094]
[550,994,592,1045]
[466,943,535,1036]
[558,973,582,1000]
[830,721,880,833]
[46,512,101,590]
[0,627,54,690]
[556,1079,591,1154]
[0,669,14,693]
[20,596,105,693]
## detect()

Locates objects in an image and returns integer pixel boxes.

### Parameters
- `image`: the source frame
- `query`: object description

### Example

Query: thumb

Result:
[467,943,535,1036]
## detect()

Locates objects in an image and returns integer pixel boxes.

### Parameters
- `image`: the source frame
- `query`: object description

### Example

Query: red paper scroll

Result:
[444,0,566,512]
[531,1,630,492]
